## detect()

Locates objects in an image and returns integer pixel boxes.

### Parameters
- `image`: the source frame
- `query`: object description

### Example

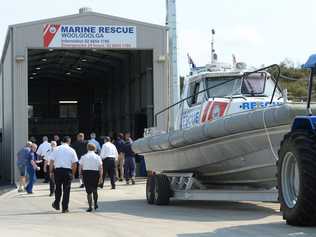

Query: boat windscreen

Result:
[241,73,266,95]
[206,77,242,98]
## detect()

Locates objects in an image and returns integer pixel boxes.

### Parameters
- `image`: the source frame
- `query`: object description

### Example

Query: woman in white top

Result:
[79,143,103,212]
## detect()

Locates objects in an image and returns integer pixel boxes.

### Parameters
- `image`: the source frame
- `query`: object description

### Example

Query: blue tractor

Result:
[278,55,316,226]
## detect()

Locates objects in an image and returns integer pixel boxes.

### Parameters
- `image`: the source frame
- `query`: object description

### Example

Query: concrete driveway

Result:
[0,179,315,237]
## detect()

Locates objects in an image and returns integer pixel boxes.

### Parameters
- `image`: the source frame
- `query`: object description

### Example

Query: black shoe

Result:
[94,204,98,210]
[80,184,84,188]
[132,179,135,185]
[52,202,60,210]
[98,184,103,189]
[49,192,54,197]
[62,209,69,213]
[119,178,123,182]
[86,207,92,212]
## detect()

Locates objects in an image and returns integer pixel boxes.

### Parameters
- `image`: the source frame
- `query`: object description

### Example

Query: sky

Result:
[1,0,316,76]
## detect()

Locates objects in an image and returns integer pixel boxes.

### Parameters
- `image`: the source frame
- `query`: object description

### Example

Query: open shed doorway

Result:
[28,49,153,143]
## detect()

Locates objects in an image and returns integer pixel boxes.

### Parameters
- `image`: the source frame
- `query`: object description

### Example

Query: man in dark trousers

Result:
[114,133,125,182]
[123,134,136,185]
[50,136,78,213]
[100,136,118,189]
[71,133,88,188]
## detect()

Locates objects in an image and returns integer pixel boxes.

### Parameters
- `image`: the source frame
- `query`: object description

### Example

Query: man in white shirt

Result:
[37,136,51,183]
[37,136,51,157]
[49,136,78,213]
[99,136,118,189]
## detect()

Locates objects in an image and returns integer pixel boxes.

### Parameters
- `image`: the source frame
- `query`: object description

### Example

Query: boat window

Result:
[241,73,266,95]
[188,82,200,106]
[265,77,282,98]
[206,77,242,98]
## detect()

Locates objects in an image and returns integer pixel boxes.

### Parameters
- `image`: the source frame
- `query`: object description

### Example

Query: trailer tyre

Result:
[146,175,156,204]
[154,174,171,205]
[278,131,316,226]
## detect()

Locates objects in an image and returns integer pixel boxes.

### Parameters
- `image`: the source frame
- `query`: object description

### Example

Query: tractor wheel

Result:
[153,174,171,205]
[278,131,316,226]
[146,175,156,204]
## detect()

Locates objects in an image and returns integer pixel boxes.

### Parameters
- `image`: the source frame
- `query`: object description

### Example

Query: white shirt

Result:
[100,142,118,160]
[37,141,51,157]
[50,144,78,169]
[80,151,102,171]
[44,147,57,164]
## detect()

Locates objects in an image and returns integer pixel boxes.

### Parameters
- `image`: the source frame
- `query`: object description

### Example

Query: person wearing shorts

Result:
[16,141,32,192]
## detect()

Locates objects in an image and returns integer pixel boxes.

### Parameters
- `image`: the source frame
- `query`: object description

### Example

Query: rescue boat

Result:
[132,61,312,190]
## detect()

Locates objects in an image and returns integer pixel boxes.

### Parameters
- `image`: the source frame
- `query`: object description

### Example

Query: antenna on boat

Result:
[211,29,217,64]
[232,54,237,68]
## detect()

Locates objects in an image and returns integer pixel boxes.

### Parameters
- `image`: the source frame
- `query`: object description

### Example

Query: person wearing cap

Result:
[100,136,118,189]
[16,141,33,192]
[49,136,78,213]
[79,143,103,212]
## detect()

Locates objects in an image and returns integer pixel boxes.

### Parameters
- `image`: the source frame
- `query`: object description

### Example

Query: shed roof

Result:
[1,10,167,66]
[11,11,166,30]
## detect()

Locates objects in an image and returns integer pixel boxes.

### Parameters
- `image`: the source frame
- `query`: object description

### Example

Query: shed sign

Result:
[43,24,137,48]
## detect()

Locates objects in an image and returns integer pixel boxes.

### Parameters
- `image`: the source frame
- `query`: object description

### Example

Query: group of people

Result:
[16,132,137,213]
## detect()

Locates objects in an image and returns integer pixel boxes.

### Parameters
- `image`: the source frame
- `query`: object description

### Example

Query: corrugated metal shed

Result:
[0,10,169,184]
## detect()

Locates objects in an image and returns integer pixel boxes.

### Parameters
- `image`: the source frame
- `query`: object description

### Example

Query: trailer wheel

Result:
[278,131,316,226]
[146,175,156,204]
[154,174,171,205]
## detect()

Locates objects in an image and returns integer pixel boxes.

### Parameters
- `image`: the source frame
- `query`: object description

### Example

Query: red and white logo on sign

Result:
[43,24,61,48]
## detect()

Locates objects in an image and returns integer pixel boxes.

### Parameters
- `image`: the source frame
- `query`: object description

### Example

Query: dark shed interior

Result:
[28,49,154,141]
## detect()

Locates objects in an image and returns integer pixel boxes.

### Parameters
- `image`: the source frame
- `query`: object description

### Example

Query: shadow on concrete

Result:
[0,184,16,196]
[96,199,279,222]
[32,179,147,192]
[0,210,82,217]
[176,222,316,237]
[15,193,53,198]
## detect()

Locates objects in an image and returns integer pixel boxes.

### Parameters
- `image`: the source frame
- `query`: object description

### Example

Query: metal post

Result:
[166,0,179,131]
[307,70,314,116]
[211,29,215,64]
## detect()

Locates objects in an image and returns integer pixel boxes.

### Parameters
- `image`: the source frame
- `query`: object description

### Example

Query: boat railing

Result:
[154,64,281,127]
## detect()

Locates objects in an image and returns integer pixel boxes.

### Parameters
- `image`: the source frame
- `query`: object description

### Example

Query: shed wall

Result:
[4,13,168,183]
[1,29,14,183]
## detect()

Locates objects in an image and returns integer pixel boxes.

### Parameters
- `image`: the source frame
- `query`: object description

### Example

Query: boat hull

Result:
[133,103,314,189]
[144,125,288,188]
